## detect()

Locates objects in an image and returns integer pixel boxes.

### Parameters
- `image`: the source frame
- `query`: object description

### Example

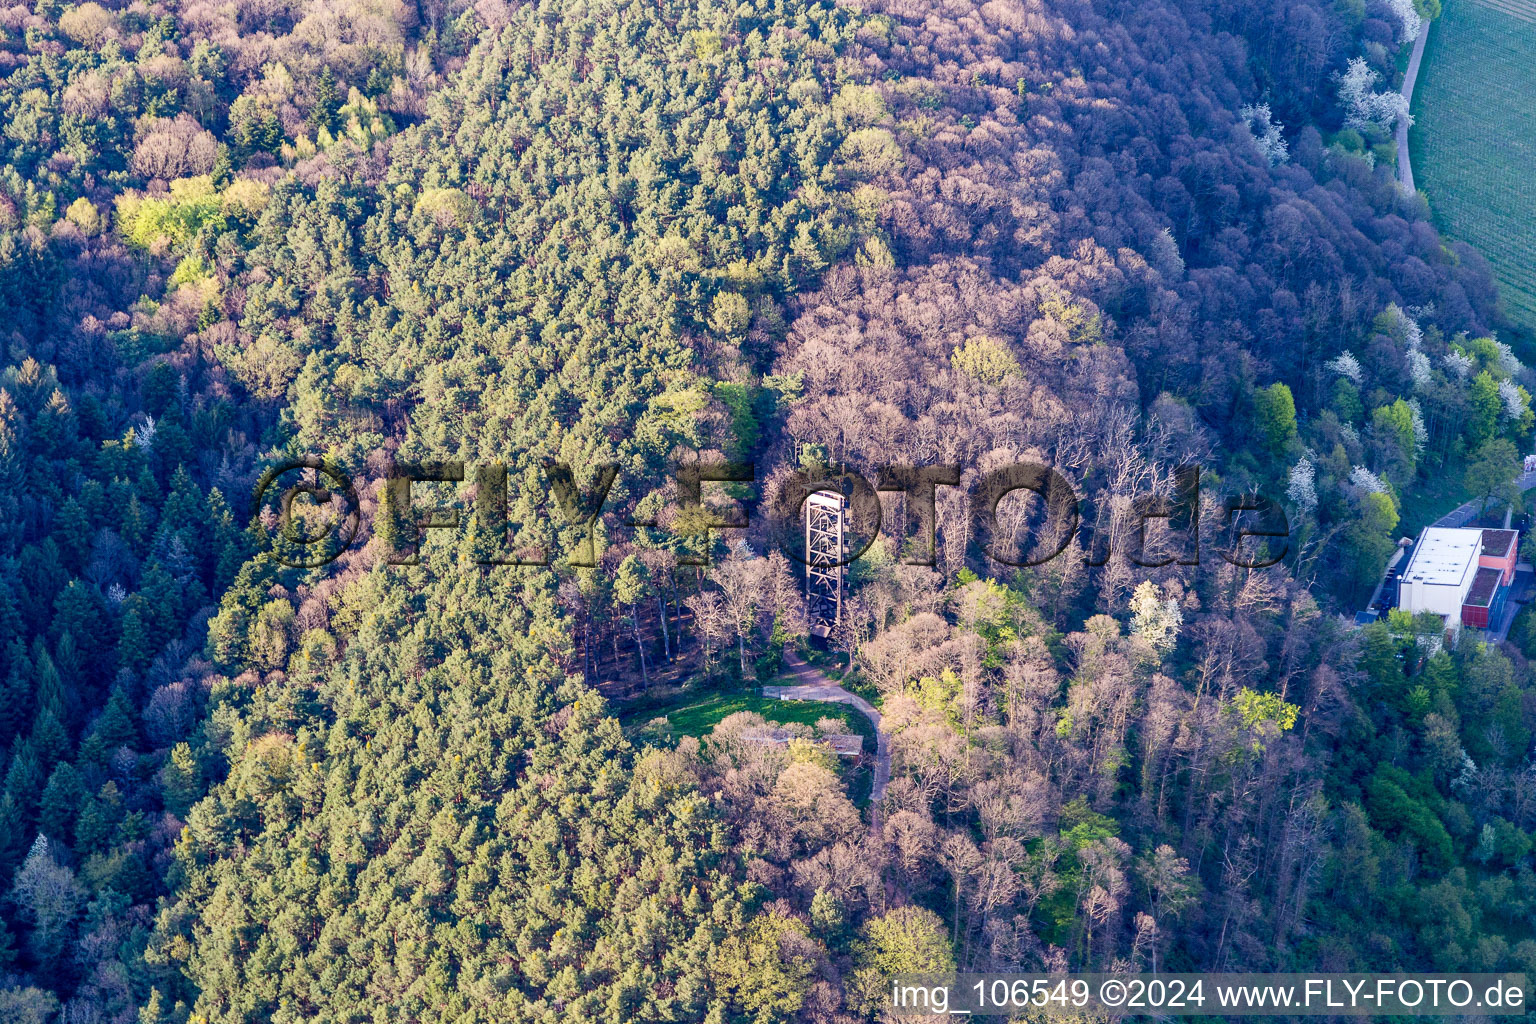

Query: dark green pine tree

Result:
[137,561,181,646]
[374,478,413,561]
[160,466,203,541]
[104,478,136,523]
[309,66,342,134]
[179,572,209,621]
[364,63,392,97]
[0,580,19,665]
[38,762,84,840]
[120,494,152,549]
[29,387,73,458]
[198,298,222,331]
[74,784,120,855]
[4,737,42,816]
[28,705,69,770]
[51,582,111,676]
[0,645,32,744]
[0,907,17,974]
[138,987,169,1024]
[76,479,105,525]
[140,363,179,417]
[210,145,233,188]
[214,539,244,595]
[44,635,79,720]
[18,541,67,631]
[206,487,244,590]
[203,603,248,672]
[0,793,24,876]
[255,108,283,153]
[89,689,139,753]
[151,418,194,479]
[134,463,163,509]
[51,498,90,574]
[116,599,153,676]
[159,743,202,817]
[0,391,19,494]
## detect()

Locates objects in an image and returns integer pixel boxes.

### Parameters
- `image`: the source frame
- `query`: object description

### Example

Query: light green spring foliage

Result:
[116,176,224,251]
[910,668,963,716]
[847,906,956,1015]
[950,335,1022,386]
[1253,381,1298,458]
[1230,687,1300,752]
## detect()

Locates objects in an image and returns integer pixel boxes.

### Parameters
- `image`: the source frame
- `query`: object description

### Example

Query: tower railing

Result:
[806,490,846,638]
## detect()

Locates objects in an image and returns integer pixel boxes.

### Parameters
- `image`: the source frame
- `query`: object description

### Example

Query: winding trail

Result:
[765,652,891,828]
[1397,22,1431,192]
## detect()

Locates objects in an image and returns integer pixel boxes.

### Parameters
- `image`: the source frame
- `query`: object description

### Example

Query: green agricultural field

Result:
[1411,0,1536,331]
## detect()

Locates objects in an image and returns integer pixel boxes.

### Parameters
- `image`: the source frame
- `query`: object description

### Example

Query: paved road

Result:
[1432,467,1536,528]
[1487,579,1524,643]
[1398,23,1430,191]
[765,652,891,825]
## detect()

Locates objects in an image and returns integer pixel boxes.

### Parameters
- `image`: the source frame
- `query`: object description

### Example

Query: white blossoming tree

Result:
[1325,351,1363,385]
[1498,378,1529,421]
[1129,580,1182,654]
[1240,103,1288,165]
[1495,340,1523,376]
[1287,455,1318,512]
[11,835,84,963]
[1338,58,1411,134]
[131,413,157,450]
[1349,465,1387,495]
[1384,0,1423,40]
[1444,350,1474,379]
[1408,399,1428,453]
[1407,349,1432,390]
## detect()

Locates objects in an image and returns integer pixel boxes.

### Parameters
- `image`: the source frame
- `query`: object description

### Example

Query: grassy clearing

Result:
[629,692,872,741]
[1411,0,1536,331]
[1399,463,1472,538]
[619,690,879,804]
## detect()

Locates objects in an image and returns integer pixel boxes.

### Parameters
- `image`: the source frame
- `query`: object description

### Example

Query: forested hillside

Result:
[0,0,1532,1021]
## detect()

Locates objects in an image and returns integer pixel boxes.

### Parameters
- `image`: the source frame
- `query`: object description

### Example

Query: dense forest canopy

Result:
[0,0,1533,1020]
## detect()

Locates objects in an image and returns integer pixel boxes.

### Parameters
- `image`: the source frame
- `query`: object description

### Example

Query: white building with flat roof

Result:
[1397,527,1482,620]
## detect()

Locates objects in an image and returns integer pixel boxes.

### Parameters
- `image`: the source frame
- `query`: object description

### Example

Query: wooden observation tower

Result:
[805,490,847,638]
